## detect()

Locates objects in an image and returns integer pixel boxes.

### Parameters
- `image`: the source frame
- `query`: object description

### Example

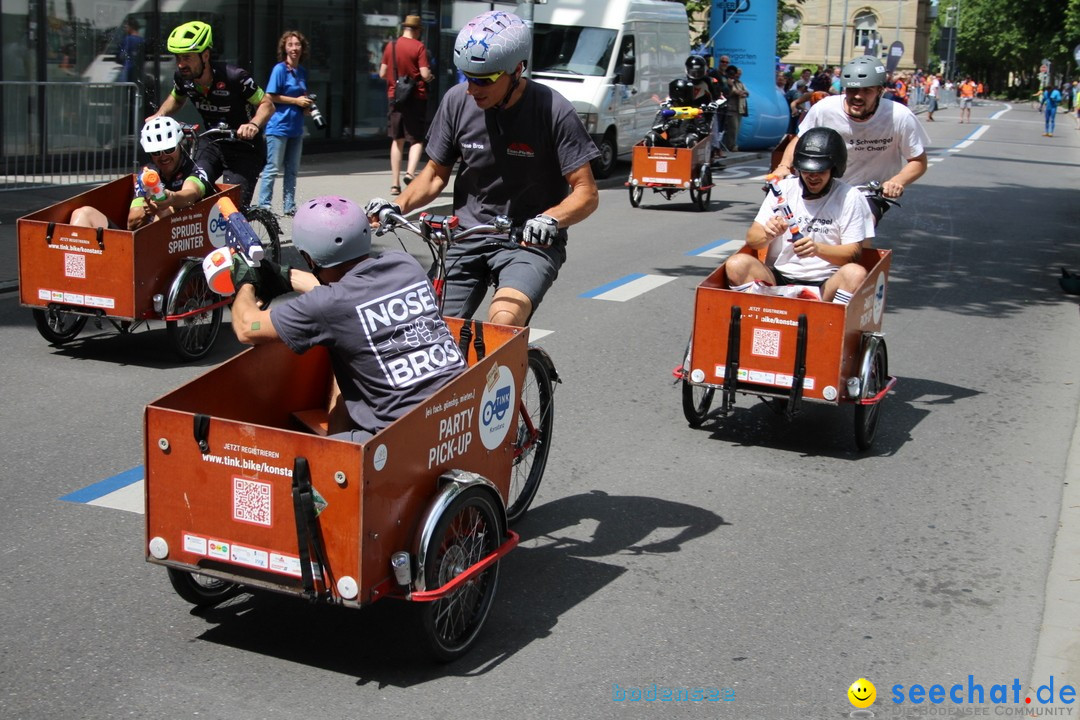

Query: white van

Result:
[518,0,690,178]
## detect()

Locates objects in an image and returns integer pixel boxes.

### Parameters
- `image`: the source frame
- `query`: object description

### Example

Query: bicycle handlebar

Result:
[377,211,525,248]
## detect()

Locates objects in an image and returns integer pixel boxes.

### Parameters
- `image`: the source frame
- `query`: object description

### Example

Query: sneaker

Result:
[284,208,296,217]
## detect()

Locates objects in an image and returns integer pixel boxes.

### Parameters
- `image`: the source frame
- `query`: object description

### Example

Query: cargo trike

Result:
[145,316,554,661]
[675,246,896,450]
[17,177,279,361]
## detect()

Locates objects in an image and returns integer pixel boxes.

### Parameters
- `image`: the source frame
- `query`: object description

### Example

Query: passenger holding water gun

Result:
[70,117,212,231]
[723,128,873,305]
[643,78,721,149]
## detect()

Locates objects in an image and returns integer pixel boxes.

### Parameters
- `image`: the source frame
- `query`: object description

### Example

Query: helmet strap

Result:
[495,63,525,110]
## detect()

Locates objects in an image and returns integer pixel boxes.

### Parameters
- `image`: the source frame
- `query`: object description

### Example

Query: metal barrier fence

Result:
[1,81,141,191]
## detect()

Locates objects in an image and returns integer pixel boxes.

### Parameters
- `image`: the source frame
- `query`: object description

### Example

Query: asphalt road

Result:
[2,100,1078,719]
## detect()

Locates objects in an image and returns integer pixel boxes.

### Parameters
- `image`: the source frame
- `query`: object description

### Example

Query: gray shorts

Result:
[959,96,972,109]
[441,235,567,320]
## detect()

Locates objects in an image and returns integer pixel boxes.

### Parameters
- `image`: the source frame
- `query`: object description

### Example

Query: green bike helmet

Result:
[167,21,213,54]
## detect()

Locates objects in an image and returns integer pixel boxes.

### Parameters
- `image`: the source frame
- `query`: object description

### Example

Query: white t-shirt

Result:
[754,176,875,282]
[797,94,930,187]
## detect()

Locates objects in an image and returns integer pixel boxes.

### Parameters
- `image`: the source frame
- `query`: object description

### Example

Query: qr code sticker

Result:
[233,477,272,526]
[751,328,781,358]
[64,252,86,279]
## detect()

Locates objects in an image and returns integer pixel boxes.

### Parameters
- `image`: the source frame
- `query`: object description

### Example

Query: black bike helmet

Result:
[668,78,696,107]
[685,55,707,81]
[793,127,847,178]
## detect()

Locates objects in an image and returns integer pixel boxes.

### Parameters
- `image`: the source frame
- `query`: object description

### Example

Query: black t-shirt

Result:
[425,81,600,230]
[171,61,265,130]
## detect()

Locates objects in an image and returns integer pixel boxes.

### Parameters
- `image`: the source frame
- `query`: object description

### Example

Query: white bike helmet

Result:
[141,116,182,154]
[453,10,531,76]
[293,196,371,268]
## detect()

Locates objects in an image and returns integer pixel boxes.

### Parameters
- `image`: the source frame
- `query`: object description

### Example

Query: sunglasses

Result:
[149,147,178,157]
[463,70,505,87]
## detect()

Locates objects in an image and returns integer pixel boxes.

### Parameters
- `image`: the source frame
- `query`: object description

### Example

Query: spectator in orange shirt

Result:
[959,76,976,123]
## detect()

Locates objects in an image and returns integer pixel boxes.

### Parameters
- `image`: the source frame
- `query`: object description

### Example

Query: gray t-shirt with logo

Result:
[271,251,466,438]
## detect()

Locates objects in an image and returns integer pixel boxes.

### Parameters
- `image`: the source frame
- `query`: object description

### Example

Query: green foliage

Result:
[953,0,1076,93]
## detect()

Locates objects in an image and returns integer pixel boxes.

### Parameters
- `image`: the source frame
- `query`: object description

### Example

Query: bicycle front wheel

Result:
[505,347,554,524]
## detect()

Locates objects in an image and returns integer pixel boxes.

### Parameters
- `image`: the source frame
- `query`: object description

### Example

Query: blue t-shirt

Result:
[270,251,466,438]
[264,61,308,138]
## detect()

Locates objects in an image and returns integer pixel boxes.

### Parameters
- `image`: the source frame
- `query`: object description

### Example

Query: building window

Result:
[781,10,801,46]
[853,11,879,50]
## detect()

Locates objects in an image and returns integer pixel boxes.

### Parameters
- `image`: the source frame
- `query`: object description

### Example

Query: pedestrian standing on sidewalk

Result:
[378,15,433,197]
[256,30,313,216]
[926,73,941,121]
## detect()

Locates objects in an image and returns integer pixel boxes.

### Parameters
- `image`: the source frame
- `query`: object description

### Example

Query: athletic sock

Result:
[730,281,755,292]
[833,289,854,305]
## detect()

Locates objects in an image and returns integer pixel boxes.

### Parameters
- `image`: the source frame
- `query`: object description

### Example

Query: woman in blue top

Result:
[256,30,314,215]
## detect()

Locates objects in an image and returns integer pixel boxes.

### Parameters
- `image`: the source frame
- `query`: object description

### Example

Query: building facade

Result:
[0,0,519,152]
[778,0,933,74]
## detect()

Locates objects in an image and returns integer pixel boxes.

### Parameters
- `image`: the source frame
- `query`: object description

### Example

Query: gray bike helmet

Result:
[793,127,847,178]
[453,10,531,76]
[841,55,887,88]
[293,196,371,268]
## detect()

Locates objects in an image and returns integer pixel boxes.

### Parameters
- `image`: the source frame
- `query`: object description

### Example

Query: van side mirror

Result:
[617,64,635,85]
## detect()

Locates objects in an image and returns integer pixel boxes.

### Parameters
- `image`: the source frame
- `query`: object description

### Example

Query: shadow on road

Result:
[188,491,728,684]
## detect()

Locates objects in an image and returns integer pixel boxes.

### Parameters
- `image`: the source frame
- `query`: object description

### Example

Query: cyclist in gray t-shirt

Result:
[230,196,465,442]
[365,10,599,327]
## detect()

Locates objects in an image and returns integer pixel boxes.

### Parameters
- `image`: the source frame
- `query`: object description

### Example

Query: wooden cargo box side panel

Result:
[132,185,242,313]
[839,249,892,375]
[358,322,526,596]
[18,177,139,317]
[691,284,846,401]
[145,406,363,597]
[145,342,361,596]
[631,143,692,186]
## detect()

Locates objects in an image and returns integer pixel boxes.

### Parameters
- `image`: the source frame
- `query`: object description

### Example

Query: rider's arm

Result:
[156,177,207,213]
[882,153,928,198]
[792,236,863,265]
[395,159,453,214]
[152,92,185,118]
[746,216,787,249]
[231,284,280,345]
[775,134,799,176]
[238,93,275,140]
[537,162,599,228]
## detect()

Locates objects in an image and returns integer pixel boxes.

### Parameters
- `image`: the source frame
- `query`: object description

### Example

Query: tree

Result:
[952,0,1074,95]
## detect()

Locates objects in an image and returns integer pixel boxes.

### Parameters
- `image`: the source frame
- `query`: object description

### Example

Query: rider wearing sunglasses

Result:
[366,10,600,328]
[69,116,212,231]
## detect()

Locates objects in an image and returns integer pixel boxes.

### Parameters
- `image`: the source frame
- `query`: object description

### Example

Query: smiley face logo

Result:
[848,678,876,709]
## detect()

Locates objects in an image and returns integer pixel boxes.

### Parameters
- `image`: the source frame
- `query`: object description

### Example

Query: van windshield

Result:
[531,24,617,77]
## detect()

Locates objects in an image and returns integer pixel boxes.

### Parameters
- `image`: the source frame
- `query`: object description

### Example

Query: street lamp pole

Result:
[840,0,850,67]
[824,0,833,66]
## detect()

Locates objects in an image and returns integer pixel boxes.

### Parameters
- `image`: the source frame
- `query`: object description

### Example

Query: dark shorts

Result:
[773,269,826,288]
[195,138,265,207]
[387,96,428,143]
[441,235,567,321]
